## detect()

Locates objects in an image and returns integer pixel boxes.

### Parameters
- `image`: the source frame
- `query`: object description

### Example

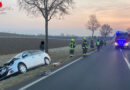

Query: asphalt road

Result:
[13,45,130,90]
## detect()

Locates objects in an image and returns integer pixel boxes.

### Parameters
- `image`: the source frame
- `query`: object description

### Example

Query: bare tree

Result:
[86,15,100,38]
[18,0,74,53]
[100,24,113,38]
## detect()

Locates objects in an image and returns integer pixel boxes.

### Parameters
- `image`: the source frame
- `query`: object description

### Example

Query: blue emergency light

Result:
[116,31,120,35]
[116,39,126,46]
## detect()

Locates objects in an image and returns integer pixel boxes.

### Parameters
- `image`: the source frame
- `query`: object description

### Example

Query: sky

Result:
[0,0,130,36]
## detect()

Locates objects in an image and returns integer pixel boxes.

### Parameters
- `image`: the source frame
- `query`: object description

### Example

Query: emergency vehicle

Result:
[114,31,130,49]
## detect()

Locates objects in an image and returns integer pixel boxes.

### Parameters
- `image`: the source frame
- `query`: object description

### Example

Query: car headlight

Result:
[125,43,128,46]
[0,67,7,75]
[114,42,118,46]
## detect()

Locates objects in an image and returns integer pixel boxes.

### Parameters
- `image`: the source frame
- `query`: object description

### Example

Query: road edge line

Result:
[120,49,130,70]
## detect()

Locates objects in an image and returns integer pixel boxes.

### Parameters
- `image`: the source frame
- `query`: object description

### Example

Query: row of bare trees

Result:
[18,0,113,53]
[86,15,113,39]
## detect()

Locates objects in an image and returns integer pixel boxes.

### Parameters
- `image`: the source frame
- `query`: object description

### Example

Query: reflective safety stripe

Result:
[86,46,88,48]
[70,48,74,50]
[70,54,74,56]
[83,53,88,55]
[82,46,88,48]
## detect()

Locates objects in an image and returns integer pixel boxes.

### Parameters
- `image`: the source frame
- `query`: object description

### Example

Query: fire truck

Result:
[114,31,130,49]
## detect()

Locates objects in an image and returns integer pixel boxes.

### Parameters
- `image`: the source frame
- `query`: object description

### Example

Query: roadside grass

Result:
[0,45,96,90]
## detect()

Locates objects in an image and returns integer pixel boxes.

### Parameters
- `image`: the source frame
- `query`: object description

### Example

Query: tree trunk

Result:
[45,18,48,53]
[92,31,94,39]
[105,35,106,39]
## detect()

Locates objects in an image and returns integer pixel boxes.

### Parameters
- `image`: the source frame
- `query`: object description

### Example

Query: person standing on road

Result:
[40,41,45,51]
[96,39,101,51]
[100,39,104,48]
[82,37,89,57]
[69,38,76,57]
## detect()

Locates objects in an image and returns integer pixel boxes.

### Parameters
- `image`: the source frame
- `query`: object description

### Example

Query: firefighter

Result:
[69,38,76,57]
[100,39,104,48]
[96,39,100,51]
[82,37,89,57]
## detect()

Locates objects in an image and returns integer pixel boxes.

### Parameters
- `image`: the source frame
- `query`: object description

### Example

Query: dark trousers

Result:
[97,45,100,51]
[70,49,74,56]
[82,48,88,55]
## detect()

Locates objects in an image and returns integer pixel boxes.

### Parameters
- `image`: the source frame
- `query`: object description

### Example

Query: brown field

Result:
[0,38,81,55]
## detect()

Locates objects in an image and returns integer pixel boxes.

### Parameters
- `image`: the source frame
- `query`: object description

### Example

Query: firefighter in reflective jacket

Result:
[96,39,100,51]
[70,38,76,57]
[82,37,89,57]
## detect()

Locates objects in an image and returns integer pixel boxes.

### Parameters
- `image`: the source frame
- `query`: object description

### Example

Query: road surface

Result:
[12,45,130,90]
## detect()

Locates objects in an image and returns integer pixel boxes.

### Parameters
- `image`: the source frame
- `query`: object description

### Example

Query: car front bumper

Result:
[0,67,8,80]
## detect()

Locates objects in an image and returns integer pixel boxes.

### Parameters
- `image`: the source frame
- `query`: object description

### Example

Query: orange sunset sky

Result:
[0,0,130,36]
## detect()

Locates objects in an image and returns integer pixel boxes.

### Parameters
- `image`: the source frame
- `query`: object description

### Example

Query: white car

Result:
[0,50,51,80]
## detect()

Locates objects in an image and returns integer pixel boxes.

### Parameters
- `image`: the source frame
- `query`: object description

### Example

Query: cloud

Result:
[0,0,130,36]
[75,0,130,29]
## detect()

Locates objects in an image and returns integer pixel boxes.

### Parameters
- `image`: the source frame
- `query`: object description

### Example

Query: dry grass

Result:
[0,45,95,90]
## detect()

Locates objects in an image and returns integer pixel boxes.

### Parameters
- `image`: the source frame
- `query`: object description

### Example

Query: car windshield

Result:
[116,33,128,39]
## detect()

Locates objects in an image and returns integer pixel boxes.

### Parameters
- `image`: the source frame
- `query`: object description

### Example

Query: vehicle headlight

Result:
[114,42,118,46]
[0,68,7,75]
[125,43,128,46]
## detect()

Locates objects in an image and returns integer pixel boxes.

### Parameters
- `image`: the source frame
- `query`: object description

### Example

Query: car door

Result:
[31,54,45,66]
[22,53,37,69]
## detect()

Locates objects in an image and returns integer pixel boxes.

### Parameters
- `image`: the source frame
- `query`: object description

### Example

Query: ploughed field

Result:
[0,37,81,55]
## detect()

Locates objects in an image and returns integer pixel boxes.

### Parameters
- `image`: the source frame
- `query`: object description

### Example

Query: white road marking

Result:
[120,49,130,70]
[19,50,96,90]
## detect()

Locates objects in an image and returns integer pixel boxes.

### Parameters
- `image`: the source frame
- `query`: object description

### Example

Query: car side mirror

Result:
[22,54,28,58]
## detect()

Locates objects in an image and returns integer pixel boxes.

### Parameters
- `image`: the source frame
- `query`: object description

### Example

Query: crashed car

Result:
[0,50,51,80]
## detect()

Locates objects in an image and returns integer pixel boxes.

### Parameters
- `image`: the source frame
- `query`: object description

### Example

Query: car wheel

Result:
[44,57,50,65]
[18,63,27,74]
